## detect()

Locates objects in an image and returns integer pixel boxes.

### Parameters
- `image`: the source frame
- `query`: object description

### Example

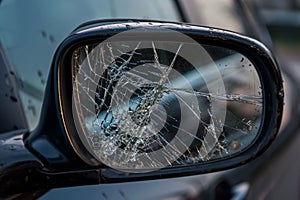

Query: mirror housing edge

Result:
[24,20,283,184]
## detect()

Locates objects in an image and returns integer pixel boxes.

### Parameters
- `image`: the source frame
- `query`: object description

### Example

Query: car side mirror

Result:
[21,20,282,189]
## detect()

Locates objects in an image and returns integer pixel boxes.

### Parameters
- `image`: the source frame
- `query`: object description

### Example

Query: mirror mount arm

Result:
[0,129,101,196]
[0,129,43,196]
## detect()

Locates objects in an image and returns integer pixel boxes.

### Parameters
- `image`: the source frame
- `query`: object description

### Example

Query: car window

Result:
[0,0,181,130]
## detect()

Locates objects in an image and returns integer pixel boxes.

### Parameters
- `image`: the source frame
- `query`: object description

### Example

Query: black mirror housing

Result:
[20,20,283,188]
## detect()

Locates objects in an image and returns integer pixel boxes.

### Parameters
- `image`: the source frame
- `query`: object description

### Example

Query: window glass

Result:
[0,0,180,130]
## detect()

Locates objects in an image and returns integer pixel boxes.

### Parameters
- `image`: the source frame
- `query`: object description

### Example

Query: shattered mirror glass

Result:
[71,31,263,172]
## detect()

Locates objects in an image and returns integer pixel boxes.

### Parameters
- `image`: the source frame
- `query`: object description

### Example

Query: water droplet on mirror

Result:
[191,103,195,110]
[126,152,137,162]
[37,70,43,78]
[102,142,117,156]
[231,140,240,150]
[102,121,110,129]
[4,74,10,86]
[10,96,18,102]
[278,89,284,97]
[206,95,212,102]
[9,145,16,151]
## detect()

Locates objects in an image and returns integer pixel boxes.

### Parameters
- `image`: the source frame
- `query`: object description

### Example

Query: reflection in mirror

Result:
[71,37,263,172]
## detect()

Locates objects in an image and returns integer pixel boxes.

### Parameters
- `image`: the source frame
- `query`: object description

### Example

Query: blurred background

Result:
[255,0,300,78]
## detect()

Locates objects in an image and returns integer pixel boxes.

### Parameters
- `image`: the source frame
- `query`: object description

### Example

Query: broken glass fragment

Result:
[71,32,263,172]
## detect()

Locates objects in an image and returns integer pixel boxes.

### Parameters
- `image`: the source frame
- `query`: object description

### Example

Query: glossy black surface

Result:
[0,130,42,195]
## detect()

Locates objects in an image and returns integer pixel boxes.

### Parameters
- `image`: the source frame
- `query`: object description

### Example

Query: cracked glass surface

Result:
[71,31,263,172]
